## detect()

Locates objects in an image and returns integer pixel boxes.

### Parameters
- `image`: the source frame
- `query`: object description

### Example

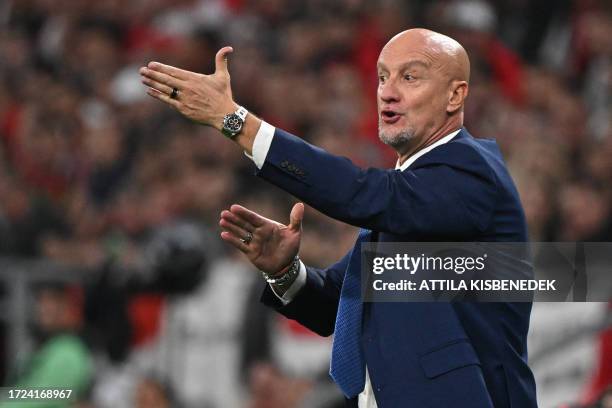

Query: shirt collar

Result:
[395,128,462,171]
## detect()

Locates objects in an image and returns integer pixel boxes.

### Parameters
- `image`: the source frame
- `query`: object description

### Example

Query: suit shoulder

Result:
[412,137,501,181]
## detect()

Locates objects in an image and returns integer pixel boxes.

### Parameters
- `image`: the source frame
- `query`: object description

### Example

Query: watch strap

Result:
[262,256,300,288]
[236,106,248,121]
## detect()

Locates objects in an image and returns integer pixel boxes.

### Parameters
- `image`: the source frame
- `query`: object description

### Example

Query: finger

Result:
[289,202,304,232]
[221,209,256,232]
[141,77,173,97]
[146,62,192,81]
[146,88,180,109]
[140,67,183,89]
[219,218,252,241]
[214,46,233,76]
[229,205,266,228]
[220,231,249,253]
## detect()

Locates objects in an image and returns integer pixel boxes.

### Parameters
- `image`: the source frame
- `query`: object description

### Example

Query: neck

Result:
[396,120,462,166]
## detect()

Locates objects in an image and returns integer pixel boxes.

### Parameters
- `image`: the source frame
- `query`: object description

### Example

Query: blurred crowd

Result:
[0,0,611,407]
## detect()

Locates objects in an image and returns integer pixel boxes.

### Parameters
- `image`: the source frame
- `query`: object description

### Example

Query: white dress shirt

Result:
[248,122,461,407]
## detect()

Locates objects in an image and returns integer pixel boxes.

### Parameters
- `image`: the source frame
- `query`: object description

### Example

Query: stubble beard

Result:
[378,123,415,150]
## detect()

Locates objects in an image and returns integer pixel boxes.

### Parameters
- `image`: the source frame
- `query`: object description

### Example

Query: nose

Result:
[379,79,401,104]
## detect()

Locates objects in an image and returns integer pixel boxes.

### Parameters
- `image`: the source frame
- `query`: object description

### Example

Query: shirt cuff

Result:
[244,120,275,169]
[270,260,307,305]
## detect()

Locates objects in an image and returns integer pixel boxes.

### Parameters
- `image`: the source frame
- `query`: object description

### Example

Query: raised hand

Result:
[139,47,236,129]
[219,203,304,276]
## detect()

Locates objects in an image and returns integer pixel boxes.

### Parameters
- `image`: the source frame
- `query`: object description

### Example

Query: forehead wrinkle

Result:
[381,46,435,74]
[399,60,430,71]
[378,59,430,73]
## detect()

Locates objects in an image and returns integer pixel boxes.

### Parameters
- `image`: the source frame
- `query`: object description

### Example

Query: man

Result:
[140,28,538,407]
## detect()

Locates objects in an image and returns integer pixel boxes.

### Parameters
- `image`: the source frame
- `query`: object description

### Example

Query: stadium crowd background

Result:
[0,0,611,407]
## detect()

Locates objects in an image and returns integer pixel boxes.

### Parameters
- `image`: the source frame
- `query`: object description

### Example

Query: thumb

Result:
[289,202,304,232]
[214,46,233,76]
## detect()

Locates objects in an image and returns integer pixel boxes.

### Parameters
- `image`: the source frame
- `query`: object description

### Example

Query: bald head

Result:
[376,28,471,160]
[383,28,470,83]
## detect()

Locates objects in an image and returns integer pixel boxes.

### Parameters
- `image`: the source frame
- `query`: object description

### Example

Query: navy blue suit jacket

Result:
[259,128,538,407]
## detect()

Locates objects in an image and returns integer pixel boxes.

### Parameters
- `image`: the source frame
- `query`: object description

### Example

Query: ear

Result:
[447,81,468,114]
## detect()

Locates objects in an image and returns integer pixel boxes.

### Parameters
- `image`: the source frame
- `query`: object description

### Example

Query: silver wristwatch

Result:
[221,106,248,139]
[261,256,300,287]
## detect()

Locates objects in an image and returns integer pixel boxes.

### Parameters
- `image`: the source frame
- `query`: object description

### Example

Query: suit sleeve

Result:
[260,247,352,337]
[257,129,499,238]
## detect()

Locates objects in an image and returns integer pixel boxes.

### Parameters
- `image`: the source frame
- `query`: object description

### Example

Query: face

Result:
[377,37,453,151]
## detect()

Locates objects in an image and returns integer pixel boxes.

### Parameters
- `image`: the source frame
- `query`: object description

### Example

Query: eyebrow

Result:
[377,60,430,72]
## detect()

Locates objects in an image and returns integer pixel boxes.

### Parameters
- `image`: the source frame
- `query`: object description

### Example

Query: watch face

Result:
[224,113,243,133]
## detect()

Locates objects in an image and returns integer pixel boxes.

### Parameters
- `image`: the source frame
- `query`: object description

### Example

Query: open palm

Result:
[219,203,304,275]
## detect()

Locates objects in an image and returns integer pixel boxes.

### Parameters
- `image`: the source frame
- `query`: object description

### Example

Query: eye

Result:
[378,75,386,84]
[404,74,415,81]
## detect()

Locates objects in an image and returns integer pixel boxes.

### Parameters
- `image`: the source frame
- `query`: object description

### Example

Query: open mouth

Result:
[381,110,401,124]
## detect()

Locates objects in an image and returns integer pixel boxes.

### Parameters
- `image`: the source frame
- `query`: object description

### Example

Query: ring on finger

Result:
[240,232,253,245]
[170,87,180,99]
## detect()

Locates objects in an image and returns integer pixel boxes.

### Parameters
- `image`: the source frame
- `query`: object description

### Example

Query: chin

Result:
[378,126,415,149]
